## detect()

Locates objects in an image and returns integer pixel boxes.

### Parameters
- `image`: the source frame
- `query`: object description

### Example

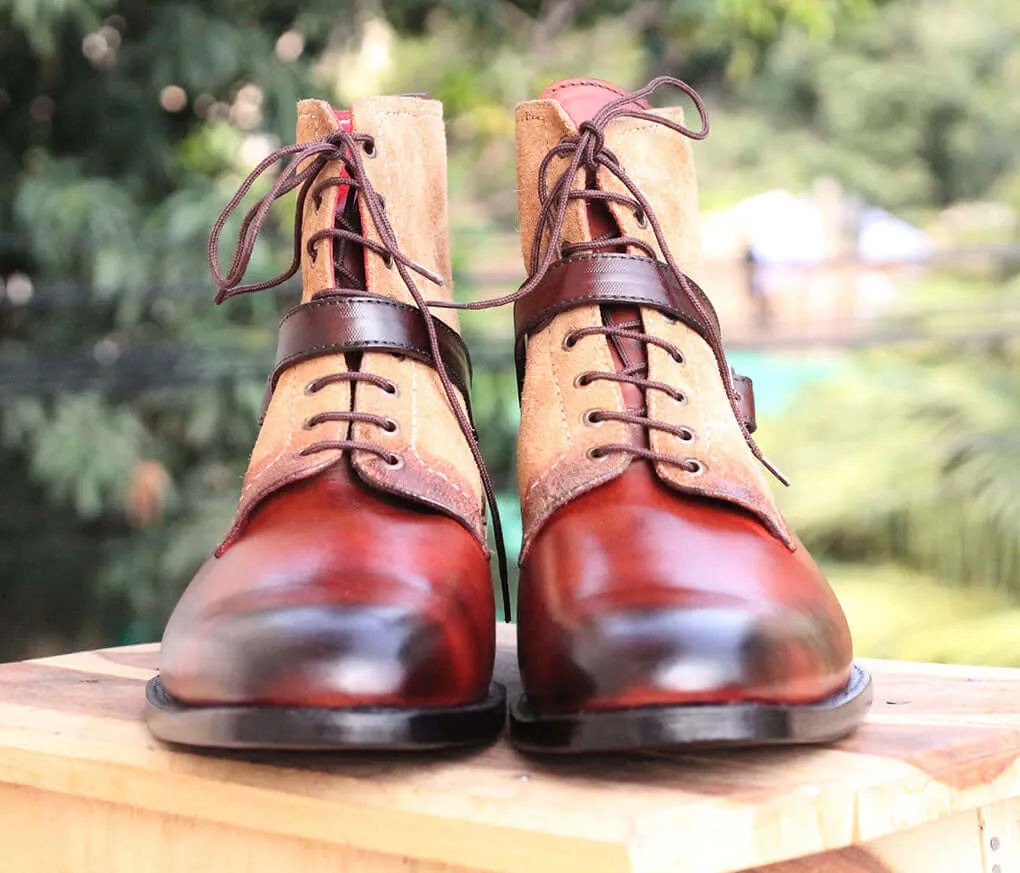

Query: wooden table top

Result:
[0,624,1018,873]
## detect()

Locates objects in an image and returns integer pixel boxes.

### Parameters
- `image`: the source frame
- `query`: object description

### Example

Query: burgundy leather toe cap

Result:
[517,463,852,713]
[160,464,495,709]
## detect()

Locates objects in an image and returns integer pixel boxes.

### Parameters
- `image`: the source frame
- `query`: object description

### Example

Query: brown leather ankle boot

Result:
[507,77,872,752]
[146,96,506,750]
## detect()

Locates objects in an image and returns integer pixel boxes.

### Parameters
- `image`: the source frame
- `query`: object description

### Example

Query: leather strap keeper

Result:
[513,253,757,434]
[259,293,473,423]
[733,373,756,434]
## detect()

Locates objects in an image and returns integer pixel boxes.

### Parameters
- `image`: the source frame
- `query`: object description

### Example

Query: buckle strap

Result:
[514,253,720,350]
[260,292,473,423]
[732,373,756,435]
[513,253,756,433]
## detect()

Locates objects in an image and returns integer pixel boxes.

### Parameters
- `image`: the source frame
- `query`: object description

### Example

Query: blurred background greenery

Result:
[2,0,1019,664]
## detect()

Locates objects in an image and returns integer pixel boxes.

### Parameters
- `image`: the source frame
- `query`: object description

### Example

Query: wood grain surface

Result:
[0,625,1017,873]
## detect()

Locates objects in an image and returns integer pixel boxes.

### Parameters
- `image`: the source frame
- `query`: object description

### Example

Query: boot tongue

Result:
[539,79,649,240]
[540,79,649,417]
[294,102,365,295]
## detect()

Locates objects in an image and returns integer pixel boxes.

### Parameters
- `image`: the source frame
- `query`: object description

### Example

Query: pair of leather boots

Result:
[145,77,872,754]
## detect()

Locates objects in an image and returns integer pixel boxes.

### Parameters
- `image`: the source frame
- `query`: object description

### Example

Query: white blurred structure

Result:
[699,182,932,343]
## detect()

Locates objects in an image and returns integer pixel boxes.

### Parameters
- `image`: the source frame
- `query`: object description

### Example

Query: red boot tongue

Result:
[540,79,650,423]
[539,78,649,125]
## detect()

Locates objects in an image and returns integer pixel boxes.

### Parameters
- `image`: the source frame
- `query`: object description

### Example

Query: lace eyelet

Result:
[685,459,705,475]
[313,195,323,212]
[581,409,604,427]
[307,241,319,264]
[363,139,378,159]
[574,373,593,389]
[678,427,695,443]
[383,254,394,270]
[383,381,399,397]
[562,332,578,351]
[634,210,648,229]
[385,453,404,470]
[586,446,608,461]
[671,389,688,405]
[382,417,399,434]
[304,381,320,396]
[302,416,318,431]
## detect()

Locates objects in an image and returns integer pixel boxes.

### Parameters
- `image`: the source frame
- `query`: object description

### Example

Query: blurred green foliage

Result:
[2,0,1019,662]
[769,273,1020,601]
[828,562,1020,665]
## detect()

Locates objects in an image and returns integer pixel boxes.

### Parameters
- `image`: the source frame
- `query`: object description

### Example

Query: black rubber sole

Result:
[508,663,873,754]
[145,676,507,751]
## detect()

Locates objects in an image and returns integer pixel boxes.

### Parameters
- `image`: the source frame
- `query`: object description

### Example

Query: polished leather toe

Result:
[518,463,852,713]
[160,463,494,709]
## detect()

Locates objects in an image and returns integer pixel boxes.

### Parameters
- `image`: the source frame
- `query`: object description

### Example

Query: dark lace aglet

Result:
[487,495,513,623]
[499,549,512,624]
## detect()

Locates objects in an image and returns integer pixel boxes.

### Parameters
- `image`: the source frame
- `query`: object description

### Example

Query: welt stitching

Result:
[407,363,472,502]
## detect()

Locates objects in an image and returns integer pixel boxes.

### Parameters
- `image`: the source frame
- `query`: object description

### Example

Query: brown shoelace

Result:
[208,127,511,619]
[430,75,787,484]
[567,318,702,472]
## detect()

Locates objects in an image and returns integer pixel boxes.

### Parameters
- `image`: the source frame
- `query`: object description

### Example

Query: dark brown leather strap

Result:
[733,373,756,434]
[513,253,721,359]
[260,293,472,421]
[513,253,757,432]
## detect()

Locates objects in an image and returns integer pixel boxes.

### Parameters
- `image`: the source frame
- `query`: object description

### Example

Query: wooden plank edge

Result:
[0,739,633,873]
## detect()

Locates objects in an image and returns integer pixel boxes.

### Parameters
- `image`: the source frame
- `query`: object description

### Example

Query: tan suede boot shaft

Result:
[514,95,788,555]
[222,98,484,551]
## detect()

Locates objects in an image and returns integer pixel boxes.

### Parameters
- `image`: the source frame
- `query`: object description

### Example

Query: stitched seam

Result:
[356,109,445,301]
[407,363,471,501]
[277,299,468,373]
[277,340,433,368]
[523,295,710,341]
[280,295,449,323]
[242,365,304,495]
[346,105,471,507]
[521,254,711,333]
[523,327,572,500]
[613,120,680,138]
[296,108,343,290]
[411,358,419,455]
[279,296,467,350]
[274,295,469,384]
[513,257,717,388]
[690,334,710,466]
[545,80,630,100]
[601,116,685,258]
[522,453,629,553]
[377,109,441,120]
[271,344,468,408]
[350,365,483,540]
[547,252,670,272]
